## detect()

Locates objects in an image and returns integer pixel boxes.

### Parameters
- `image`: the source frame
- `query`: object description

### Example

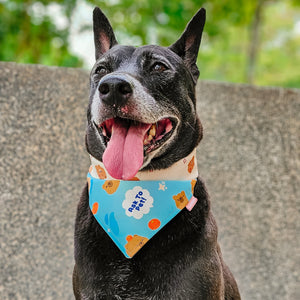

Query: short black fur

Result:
[73,7,241,299]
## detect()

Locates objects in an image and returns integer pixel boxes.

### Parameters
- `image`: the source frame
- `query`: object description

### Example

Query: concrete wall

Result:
[0,62,299,300]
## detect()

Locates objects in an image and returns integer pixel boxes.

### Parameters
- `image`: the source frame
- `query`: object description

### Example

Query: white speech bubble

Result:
[122,186,153,219]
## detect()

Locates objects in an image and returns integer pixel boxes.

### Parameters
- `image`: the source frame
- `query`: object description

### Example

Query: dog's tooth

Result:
[149,124,156,137]
[102,127,107,136]
[143,138,149,145]
[147,135,153,142]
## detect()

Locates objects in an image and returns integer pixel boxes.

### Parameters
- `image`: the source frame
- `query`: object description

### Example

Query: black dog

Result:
[73,7,241,299]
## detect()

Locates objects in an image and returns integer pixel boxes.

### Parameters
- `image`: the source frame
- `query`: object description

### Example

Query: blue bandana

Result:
[88,150,198,258]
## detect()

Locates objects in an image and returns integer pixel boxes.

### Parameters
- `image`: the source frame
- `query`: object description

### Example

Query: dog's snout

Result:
[99,77,132,106]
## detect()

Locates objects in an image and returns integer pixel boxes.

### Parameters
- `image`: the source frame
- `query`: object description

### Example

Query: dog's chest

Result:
[81,263,189,300]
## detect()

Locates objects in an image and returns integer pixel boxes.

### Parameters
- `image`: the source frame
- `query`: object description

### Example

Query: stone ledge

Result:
[0,62,299,300]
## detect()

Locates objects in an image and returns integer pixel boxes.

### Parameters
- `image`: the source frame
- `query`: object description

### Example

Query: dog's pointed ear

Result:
[169,8,206,82]
[93,7,118,60]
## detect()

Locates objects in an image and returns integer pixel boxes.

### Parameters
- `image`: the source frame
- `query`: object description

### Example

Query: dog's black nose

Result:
[99,77,132,106]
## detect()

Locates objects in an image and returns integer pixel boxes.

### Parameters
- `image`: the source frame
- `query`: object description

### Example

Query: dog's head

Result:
[86,7,206,180]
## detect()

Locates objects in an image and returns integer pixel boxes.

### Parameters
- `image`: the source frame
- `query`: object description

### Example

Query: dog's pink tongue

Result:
[103,119,151,180]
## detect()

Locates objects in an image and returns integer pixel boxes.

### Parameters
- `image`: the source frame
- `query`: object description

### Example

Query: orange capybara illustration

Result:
[95,165,107,179]
[173,191,189,210]
[188,156,195,173]
[125,234,149,258]
[102,180,120,194]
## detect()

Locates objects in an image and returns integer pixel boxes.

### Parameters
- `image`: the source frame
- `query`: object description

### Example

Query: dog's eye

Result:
[151,63,168,73]
[95,66,108,76]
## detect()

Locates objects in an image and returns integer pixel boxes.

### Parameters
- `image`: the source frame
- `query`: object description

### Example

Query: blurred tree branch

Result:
[246,0,265,84]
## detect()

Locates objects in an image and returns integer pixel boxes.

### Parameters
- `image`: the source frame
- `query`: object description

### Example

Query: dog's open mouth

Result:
[99,117,174,152]
[95,117,175,179]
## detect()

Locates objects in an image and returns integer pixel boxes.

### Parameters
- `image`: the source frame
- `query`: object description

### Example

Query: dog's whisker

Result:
[185,121,196,133]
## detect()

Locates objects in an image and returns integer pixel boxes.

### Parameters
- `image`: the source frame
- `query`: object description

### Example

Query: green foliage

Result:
[86,0,208,46]
[0,0,83,67]
[257,2,300,88]
[0,0,299,88]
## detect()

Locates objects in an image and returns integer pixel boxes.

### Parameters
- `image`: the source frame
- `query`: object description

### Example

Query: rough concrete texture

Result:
[0,62,299,300]
[196,82,300,300]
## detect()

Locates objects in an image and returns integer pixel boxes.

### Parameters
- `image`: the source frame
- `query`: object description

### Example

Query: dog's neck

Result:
[89,149,198,181]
